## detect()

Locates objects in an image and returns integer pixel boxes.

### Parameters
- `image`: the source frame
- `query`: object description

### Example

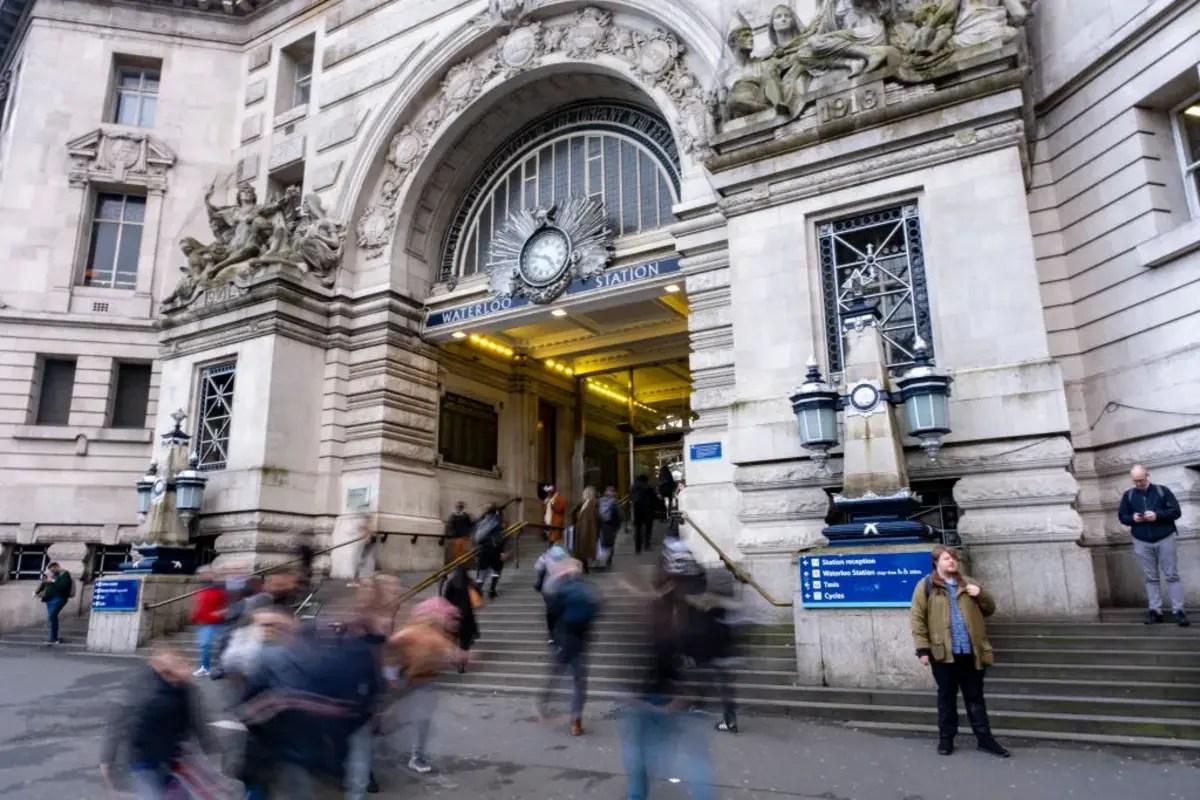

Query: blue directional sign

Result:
[92,578,140,612]
[798,551,929,608]
[688,442,722,462]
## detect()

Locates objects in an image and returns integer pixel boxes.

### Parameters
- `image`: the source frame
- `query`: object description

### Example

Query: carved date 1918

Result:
[817,84,885,126]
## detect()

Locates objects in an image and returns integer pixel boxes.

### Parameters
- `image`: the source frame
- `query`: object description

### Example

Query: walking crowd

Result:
[90,463,1189,799]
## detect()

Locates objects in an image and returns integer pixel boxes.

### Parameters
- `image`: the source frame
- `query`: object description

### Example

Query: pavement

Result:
[0,650,1197,800]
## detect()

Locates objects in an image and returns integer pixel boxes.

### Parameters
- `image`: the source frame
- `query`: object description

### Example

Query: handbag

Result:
[468,585,484,609]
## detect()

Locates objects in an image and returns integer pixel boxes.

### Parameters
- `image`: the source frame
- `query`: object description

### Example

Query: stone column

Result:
[951,436,1098,619]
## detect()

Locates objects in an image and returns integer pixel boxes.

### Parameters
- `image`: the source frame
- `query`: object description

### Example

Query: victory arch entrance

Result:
[415,95,692,513]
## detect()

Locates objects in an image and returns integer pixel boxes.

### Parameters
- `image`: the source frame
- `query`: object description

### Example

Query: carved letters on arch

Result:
[66,127,177,193]
[355,6,710,257]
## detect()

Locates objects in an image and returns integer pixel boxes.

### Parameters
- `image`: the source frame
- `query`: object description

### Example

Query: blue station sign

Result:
[92,578,141,612]
[426,256,682,329]
[798,551,929,608]
[688,442,723,462]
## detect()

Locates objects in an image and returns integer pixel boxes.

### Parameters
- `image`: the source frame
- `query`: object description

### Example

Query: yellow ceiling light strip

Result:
[466,333,515,358]
[543,358,575,377]
[584,377,657,413]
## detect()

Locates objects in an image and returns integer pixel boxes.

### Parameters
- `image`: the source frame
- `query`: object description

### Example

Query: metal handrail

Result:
[389,519,542,629]
[141,533,373,611]
[678,511,794,608]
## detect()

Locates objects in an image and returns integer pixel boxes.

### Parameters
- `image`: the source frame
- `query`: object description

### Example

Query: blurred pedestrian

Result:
[598,485,623,568]
[657,465,677,513]
[210,575,262,680]
[534,541,569,643]
[688,567,741,734]
[537,559,600,736]
[35,562,73,645]
[389,598,461,774]
[442,564,481,673]
[630,474,658,554]
[910,545,1009,758]
[99,644,217,800]
[440,501,474,593]
[572,486,600,573]
[190,566,227,677]
[351,519,383,587]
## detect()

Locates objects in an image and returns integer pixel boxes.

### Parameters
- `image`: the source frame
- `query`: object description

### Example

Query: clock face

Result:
[849,383,880,412]
[518,227,571,287]
[152,479,167,499]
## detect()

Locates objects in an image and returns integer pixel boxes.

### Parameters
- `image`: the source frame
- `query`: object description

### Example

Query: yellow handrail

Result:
[679,511,794,608]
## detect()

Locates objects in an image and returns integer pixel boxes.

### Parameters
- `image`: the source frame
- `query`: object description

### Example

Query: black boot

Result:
[977,737,1010,758]
[937,737,954,755]
[488,576,499,599]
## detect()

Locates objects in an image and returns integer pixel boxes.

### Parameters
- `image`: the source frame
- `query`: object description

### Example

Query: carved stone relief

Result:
[66,128,176,193]
[712,0,1031,129]
[356,6,710,257]
[161,187,347,312]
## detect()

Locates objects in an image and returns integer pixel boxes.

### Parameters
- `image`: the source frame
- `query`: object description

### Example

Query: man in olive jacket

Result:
[910,545,1009,758]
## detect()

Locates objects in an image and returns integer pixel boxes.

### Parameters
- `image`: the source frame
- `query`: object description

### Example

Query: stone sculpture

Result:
[163,182,347,309]
[714,0,1031,125]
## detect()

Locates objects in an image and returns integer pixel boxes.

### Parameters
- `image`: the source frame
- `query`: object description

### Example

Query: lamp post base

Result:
[120,544,200,575]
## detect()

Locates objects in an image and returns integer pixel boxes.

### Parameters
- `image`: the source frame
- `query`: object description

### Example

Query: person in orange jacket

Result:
[544,485,567,543]
[190,566,227,677]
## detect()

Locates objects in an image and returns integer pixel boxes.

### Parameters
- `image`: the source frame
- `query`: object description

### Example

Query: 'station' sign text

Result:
[426,256,682,329]
[92,578,141,612]
[799,551,929,608]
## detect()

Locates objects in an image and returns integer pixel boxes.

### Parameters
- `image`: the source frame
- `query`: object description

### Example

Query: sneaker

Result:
[193,667,210,677]
[407,756,432,774]
[715,720,738,734]
[977,738,1010,758]
[1145,610,1164,625]
[570,720,583,736]
[937,738,954,756]
[1175,611,1191,628]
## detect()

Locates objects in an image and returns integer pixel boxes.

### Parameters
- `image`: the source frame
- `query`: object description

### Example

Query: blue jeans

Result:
[45,597,66,642]
[130,763,170,800]
[344,722,373,800]
[619,705,713,800]
[196,624,219,670]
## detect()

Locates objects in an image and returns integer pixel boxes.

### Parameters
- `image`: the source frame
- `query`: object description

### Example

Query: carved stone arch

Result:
[338,2,723,285]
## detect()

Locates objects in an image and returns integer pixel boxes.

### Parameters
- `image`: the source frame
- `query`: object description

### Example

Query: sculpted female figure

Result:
[775,0,893,79]
[764,4,812,115]
[204,182,299,272]
[952,0,1029,47]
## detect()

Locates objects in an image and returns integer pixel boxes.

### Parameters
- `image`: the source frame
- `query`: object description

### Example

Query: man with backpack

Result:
[36,562,73,645]
[537,559,600,736]
[1118,464,1189,626]
[473,503,509,599]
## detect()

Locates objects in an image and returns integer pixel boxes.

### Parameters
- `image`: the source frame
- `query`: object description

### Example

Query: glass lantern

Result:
[789,359,841,469]
[174,454,208,522]
[896,340,953,461]
[135,462,157,519]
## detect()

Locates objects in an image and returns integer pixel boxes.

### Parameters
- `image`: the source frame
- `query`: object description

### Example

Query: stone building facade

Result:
[0,0,1197,637]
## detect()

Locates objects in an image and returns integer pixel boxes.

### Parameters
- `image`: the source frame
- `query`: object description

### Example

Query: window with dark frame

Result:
[34,357,77,425]
[196,362,236,471]
[294,56,313,108]
[111,64,159,128]
[824,479,960,540]
[83,192,146,290]
[110,361,152,429]
[7,545,49,581]
[90,544,133,577]
[819,203,934,375]
[438,393,500,473]
[1174,95,1200,217]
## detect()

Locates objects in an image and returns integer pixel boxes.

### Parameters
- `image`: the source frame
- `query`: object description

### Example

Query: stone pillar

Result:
[952,436,1098,619]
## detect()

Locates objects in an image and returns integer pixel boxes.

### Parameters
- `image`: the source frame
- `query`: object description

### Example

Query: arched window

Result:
[440,102,681,283]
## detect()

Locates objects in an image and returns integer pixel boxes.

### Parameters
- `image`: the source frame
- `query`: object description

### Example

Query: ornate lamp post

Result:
[124,409,208,574]
[789,358,841,471]
[894,339,953,462]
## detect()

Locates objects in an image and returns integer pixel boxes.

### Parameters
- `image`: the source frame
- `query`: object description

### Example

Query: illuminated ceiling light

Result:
[551,308,569,317]
[452,332,467,339]
[468,334,480,342]
[1186,105,1200,119]
[664,284,681,293]
[546,359,556,367]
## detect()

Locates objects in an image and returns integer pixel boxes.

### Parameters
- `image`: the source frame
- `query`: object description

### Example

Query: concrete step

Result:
[995,647,1199,668]
[989,621,1200,638]
[448,666,1200,721]
[989,634,1200,652]
[453,679,1200,741]
[990,661,1200,684]
[467,647,800,673]
[986,676,1200,702]
[846,721,1200,751]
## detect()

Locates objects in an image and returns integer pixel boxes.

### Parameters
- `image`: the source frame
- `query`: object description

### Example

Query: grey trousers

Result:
[1134,534,1186,613]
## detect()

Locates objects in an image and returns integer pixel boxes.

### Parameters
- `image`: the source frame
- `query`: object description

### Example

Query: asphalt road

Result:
[0,650,1196,799]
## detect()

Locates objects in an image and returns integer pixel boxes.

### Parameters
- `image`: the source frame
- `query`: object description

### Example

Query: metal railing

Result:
[677,511,795,608]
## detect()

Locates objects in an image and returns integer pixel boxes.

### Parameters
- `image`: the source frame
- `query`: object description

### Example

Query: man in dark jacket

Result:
[36,562,72,645]
[100,644,214,798]
[630,475,658,554]
[1118,465,1189,626]
[537,560,599,736]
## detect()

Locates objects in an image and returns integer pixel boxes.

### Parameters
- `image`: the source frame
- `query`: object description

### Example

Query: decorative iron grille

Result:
[819,203,933,374]
[196,362,235,471]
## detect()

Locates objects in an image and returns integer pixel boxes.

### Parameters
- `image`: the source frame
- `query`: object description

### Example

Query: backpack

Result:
[66,573,76,599]
[600,496,621,526]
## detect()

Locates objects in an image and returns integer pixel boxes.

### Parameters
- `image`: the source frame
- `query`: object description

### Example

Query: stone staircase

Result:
[3,534,1198,750]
